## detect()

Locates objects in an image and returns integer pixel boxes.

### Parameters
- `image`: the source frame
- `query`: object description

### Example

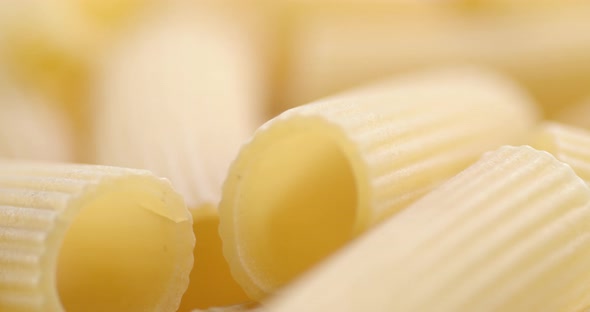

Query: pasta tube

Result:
[532,122,590,182]
[192,303,258,312]
[0,81,74,162]
[219,67,539,299]
[265,146,590,312]
[0,161,194,312]
[92,6,263,310]
[554,98,590,130]
[274,1,590,116]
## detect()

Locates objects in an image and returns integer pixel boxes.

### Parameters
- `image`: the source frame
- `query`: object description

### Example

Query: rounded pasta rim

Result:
[219,113,372,299]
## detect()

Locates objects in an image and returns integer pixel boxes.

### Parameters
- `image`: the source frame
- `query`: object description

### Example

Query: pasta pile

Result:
[3,1,590,312]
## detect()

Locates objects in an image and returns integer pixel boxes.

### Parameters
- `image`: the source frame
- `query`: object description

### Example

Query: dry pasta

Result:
[91,6,264,310]
[531,122,590,182]
[0,81,74,162]
[0,161,194,312]
[264,145,590,312]
[0,0,94,161]
[219,67,539,299]
[554,98,590,130]
[192,303,258,312]
[274,1,590,116]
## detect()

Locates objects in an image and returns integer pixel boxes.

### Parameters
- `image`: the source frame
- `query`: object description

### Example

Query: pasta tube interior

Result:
[178,207,250,311]
[265,145,590,312]
[219,67,539,299]
[0,162,194,312]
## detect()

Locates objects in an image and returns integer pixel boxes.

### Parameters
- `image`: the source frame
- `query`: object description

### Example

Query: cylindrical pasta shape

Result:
[0,82,74,162]
[192,303,258,312]
[554,98,590,130]
[219,67,539,298]
[274,1,590,116]
[531,122,590,183]
[92,6,263,310]
[0,161,194,312]
[265,145,590,312]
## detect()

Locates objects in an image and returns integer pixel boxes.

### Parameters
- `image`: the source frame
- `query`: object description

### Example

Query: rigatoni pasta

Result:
[192,303,258,312]
[531,122,590,182]
[0,81,74,162]
[0,161,194,312]
[265,145,590,312]
[275,1,590,116]
[554,98,590,130]
[91,5,263,310]
[219,67,539,299]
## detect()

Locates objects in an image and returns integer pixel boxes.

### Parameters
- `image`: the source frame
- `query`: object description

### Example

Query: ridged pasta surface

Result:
[265,145,590,312]
[0,161,194,312]
[219,68,540,298]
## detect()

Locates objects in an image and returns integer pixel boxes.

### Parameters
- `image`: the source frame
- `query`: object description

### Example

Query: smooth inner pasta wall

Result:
[0,161,194,312]
[264,145,590,312]
[219,67,540,299]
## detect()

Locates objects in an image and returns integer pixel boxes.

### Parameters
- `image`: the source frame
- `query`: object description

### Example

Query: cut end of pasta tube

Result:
[265,145,590,312]
[219,67,540,299]
[178,206,250,311]
[220,117,364,299]
[0,162,194,312]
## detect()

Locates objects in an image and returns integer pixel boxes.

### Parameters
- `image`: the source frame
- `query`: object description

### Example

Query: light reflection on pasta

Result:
[219,68,540,299]
[265,145,590,312]
[0,161,194,312]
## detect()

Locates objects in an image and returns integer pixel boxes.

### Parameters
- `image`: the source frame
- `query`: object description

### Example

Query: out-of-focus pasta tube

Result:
[553,98,590,130]
[0,161,194,312]
[265,146,590,312]
[0,0,160,162]
[192,303,258,312]
[274,1,590,116]
[532,122,590,182]
[92,6,264,310]
[0,82,74,162]
[219,68,539,299]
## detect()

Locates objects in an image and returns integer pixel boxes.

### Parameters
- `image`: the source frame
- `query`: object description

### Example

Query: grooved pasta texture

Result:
[266,146,590,312]
[0,161,194,312]
[219,68,540,298]
[532,123,590,182]
[92,8,263,209]
[90,8,262,310]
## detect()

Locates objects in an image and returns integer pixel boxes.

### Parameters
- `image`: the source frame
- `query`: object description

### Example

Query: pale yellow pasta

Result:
[275,1,590,116]
[554,98,590,130]
[0,81,74,162]
[265,145,590,312]
[91,5,263,310]
[0,161,194,312]
[531,122,590,182]
[192,303,258,312]
[219,67,539,299]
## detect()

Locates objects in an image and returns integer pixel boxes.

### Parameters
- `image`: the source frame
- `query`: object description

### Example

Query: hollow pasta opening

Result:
[178,207,249,311]
[56,178,193,312]
[236,129,358,291]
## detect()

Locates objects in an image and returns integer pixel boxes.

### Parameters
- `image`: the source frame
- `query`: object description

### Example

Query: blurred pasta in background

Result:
[3,0,590,311]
